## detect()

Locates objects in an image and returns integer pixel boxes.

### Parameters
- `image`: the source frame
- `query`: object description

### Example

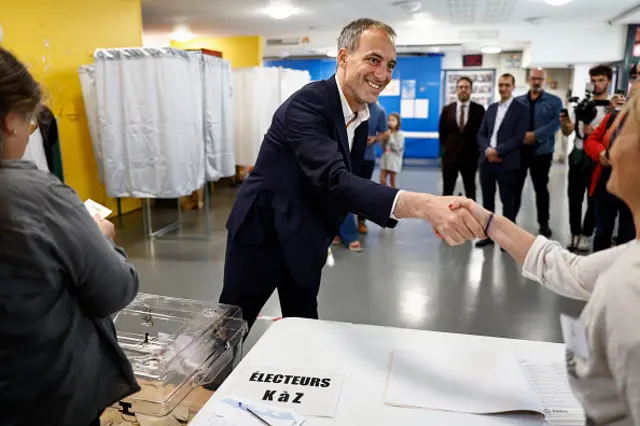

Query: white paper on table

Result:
[384,346,542,414]
[400,99,415,118]
[189,395,306,426]
[518,356,585,425]
[84,199,112,220]
[414,99,429,119]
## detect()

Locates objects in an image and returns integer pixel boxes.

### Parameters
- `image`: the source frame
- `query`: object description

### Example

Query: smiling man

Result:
[220,19,484,329]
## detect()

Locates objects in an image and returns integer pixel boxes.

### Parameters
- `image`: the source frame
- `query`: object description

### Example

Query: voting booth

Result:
[100,294,247,425]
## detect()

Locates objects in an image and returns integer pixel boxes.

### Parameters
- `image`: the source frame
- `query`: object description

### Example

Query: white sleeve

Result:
[389,190,405,220]
[522,236,628,301]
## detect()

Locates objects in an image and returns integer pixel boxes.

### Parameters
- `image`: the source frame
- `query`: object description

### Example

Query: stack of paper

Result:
[519,358,585,426]
[384,345,584,424]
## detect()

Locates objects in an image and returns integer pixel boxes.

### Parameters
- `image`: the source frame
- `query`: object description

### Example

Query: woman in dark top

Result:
[0,48,140,425]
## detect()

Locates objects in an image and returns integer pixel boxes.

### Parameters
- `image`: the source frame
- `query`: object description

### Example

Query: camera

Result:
[567,83,611,139]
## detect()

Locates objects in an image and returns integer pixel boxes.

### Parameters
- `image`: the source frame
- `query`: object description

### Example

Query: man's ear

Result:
[336,48,348,70]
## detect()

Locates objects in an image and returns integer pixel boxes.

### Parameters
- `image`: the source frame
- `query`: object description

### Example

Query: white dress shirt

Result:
[335,77,402,219]
[489,97,514,149]
[21,128,50,172]
[456,100,470,129]
[335,75,370,150]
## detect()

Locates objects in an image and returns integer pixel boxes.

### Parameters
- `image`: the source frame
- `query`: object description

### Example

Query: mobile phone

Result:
[560,108,568,116]
[615,89,626,96]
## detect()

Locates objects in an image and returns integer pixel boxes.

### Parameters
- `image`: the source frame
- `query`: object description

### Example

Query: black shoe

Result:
[539,225,553,238]
[475,238,494,247]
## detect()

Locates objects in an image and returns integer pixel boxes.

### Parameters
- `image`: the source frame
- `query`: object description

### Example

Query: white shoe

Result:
[577,235,592,252]
[567,235,579,250]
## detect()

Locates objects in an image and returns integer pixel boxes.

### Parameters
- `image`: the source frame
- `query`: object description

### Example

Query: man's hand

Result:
[486,148,502,163]
[93,214,116,239]
[524,131,536,145]
[560,112,574,136]
[392,192,485,245]
[367,136,377,145]
[559,112,571,125]
[599,150,611,167]
[610,93,625,112]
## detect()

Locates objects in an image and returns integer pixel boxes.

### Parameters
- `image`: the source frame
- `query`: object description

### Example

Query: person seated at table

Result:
[0,47,140,426]
[452,91,640,424]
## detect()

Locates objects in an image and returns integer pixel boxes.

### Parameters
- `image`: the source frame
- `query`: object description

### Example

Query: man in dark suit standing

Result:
[439,76,485,200]
[475,73,529,247]
[220,18,484,329]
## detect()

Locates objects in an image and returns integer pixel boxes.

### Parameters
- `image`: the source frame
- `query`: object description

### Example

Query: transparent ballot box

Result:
[101,293,248,425]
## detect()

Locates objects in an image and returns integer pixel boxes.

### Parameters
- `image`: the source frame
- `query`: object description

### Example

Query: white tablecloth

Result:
[192,318,567,425]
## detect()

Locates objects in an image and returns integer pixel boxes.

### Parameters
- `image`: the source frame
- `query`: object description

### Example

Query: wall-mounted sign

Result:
[463,54,483,67]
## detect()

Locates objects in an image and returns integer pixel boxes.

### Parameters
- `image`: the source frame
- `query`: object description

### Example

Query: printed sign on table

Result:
[228,366,344,418]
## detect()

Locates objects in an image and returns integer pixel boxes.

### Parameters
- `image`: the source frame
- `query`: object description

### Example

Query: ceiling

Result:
[142,0,640,38]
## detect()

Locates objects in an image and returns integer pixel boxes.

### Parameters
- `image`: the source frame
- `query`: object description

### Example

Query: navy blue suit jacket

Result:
[477,99,529,171]
[226,75,399,286]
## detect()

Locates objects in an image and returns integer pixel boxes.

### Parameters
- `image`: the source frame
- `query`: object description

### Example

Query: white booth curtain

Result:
[233,67,311,166]
[79,47,235,199]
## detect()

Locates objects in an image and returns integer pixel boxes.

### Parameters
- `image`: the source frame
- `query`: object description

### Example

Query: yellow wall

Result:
[0,0,143,215]
[171,36,263,68]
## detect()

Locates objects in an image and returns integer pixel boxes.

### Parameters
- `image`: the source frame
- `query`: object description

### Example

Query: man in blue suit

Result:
[220,18,484,329]
[475,73,529,247]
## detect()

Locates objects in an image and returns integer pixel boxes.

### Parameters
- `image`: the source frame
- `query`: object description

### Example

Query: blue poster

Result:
[401,80,416,99]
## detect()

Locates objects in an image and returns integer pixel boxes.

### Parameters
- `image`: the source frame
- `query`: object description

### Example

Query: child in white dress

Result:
[380,113,405,188]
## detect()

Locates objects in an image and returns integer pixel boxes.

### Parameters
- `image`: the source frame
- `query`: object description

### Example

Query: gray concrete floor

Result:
[115,164,584,351]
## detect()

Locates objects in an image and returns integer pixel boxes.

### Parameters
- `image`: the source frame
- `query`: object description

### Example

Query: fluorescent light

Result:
[481,46,502,54]
[326,49,338,58]
[407,12,436,27]
[170,25,194,43]
[544,0,573,5]
[264,3,298,19]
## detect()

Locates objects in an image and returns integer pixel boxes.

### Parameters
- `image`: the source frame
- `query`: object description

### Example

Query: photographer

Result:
[560,65,615,252]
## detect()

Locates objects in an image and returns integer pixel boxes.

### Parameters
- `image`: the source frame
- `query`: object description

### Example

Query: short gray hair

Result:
[337,19,396,53]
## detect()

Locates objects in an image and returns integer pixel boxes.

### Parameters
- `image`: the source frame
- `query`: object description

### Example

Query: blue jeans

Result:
[338,213,359,247]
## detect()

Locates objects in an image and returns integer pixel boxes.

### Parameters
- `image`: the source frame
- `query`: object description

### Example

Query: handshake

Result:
[393,192,492,245]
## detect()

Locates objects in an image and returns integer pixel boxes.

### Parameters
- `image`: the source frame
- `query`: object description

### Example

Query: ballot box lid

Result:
[112,293,247,417]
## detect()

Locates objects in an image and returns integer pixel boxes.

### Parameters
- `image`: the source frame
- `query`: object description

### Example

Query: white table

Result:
[192,318,566,426]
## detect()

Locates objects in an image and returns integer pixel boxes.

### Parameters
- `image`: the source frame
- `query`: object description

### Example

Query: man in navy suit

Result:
[220,19,484,329]
[475,73,529,247]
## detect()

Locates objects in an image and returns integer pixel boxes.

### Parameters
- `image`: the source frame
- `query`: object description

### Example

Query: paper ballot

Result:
[189,395,306,426]
[384,346,541,414]
[84,199,112,220]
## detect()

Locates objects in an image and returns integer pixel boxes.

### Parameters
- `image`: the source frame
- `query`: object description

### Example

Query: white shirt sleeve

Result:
[522,236,630,301]
[389,189,404,220]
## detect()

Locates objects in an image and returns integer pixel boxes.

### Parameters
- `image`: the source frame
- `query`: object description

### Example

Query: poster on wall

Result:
[401,80,416,99]
[381,79,400,96]
[443,69,496,109]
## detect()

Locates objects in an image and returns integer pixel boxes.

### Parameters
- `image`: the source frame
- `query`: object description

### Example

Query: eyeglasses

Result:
[29,120,38,135]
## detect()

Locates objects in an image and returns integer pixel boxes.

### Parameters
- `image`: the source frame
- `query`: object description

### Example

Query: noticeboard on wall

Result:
[442,69,496,109]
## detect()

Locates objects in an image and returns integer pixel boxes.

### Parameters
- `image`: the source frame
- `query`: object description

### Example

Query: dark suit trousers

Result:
[515,150,553,226]
[220,232,321,330]
[480,162,519,222]
[567,158,595,237]
[442,160,477,200]
[592,171,636,252]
